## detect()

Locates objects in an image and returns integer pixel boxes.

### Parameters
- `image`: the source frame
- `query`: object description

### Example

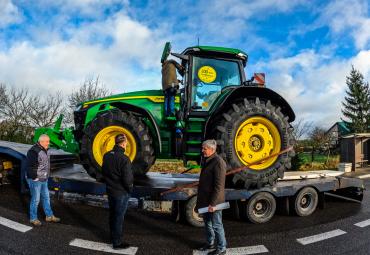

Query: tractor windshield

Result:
[191,56,241,111]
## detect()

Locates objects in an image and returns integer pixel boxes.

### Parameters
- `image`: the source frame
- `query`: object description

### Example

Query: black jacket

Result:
[102,145,133,197]
[195,153,226,210]
[26,143,50,181]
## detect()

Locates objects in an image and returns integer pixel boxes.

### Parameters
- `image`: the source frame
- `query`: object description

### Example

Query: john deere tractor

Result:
[34,42,295,189]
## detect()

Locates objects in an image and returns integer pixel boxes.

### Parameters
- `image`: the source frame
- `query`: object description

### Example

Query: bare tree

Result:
[28,92,64,127]
[64,76,111,126]
[0,84,6,108]
[308,126,329,164]
[68,76,111,108]
[292,119,313,143]
[0,84,65,143]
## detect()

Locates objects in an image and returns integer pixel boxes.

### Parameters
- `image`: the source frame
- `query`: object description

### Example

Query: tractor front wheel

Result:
[80,109,155,178]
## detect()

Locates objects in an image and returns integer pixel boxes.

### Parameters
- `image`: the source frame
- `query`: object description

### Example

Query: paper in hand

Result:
[197,202,230,214]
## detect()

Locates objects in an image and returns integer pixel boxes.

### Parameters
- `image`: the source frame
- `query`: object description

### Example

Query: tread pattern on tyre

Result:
[211,97,295,189]
[80,109,155,178]
[185,196,204,227]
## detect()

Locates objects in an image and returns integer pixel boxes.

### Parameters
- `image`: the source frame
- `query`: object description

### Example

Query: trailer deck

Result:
[0,140,365,226]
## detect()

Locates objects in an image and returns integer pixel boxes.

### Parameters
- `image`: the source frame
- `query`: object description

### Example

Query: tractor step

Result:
[186,141,202,145]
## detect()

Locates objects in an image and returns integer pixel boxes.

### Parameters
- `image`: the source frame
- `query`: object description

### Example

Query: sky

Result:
[0,0,369,129]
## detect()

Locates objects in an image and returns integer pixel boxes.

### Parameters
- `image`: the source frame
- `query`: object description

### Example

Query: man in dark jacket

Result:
[196,139,227,255]
[26,134,60,226]
[102,134,133,250]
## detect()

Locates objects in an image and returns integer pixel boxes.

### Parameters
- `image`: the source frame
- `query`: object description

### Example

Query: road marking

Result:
[358,174,370,179]
[69,239,138,255]
[354,219,370,228]
[297,229,346,245]
[0,216,32,233]
[193,245,268,255]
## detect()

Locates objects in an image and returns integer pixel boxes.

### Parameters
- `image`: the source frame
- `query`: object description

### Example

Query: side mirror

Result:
[161,42,171,63]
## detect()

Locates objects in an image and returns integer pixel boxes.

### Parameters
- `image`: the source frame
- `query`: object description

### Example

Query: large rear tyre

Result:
[213,97,295,189]
[80,109,155,178]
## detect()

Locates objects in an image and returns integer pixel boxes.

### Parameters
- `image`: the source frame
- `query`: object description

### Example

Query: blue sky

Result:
[0,0,369,128]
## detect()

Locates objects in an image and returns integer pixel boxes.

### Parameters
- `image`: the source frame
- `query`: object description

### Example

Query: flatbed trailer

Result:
[0,141,364,227]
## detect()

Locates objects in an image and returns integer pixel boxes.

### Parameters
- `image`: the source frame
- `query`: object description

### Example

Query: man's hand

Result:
[33,178,39,181]
[208,205,216,213]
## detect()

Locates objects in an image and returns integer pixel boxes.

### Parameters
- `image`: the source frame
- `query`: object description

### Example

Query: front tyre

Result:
[80,109,155,178]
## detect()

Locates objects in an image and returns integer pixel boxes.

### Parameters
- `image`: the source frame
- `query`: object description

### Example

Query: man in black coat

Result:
[196,139,227,255]
[102,134,133,250]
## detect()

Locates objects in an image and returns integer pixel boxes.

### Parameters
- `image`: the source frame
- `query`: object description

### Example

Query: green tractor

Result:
[34,42,295,189]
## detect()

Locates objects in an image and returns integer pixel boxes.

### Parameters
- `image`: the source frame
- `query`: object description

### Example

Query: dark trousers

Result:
[164,88,176,116]
[108,193,130,246]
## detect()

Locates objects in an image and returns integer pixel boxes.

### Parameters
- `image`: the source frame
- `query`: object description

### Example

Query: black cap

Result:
[115,134,127,145]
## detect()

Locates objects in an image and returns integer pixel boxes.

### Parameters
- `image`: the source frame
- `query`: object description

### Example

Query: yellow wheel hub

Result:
[92,126,137,166]
[234,117,281,170]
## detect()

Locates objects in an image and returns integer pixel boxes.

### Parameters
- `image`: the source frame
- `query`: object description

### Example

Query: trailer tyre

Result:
[293,187,318,217]
[246,192,276,224]
[185,196,204,227]
[80,109,155,178]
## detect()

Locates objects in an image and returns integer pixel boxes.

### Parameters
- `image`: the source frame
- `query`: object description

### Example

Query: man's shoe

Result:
[45,215,60,223]
[113,243,131,250]
[198,243,216,251]
[208,249,226,255]
[30,219,42,227]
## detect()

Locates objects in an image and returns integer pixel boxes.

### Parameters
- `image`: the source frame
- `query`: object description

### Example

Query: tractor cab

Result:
[161,42,248,117]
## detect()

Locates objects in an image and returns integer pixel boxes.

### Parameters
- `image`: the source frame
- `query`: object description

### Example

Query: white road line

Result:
[193,245,268,255]
[358,174,370,179]
[354,219,370,228]
[69,238,138,255]
[297,229,346,245]
[0,216,32,233]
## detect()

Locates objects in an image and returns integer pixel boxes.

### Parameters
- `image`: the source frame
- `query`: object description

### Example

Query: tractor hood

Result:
[79,90,165,108]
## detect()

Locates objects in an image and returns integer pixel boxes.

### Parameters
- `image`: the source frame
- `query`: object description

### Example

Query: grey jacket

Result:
[26,143,50,181]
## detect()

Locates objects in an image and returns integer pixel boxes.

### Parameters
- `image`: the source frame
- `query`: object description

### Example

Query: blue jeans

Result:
[203,211,227,251]
[164,88,176,116]
[108,193,130,246]
[27,179,54,221]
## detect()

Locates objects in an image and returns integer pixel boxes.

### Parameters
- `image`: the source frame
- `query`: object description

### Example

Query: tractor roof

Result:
[181,45,248,66]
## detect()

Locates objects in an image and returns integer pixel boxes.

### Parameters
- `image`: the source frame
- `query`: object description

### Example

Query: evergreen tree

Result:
[341,66,370,133]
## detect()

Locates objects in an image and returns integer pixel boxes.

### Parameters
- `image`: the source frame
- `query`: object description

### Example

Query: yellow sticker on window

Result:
[198,66,216,83]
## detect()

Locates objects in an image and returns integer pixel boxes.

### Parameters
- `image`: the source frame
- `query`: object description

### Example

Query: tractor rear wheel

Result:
[80,109,155,178]
[213,97,294,189]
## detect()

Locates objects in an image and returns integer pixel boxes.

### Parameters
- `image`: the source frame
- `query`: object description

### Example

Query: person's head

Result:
[202,139,217,158]
[115,134,127,149]
[38,134,50,150]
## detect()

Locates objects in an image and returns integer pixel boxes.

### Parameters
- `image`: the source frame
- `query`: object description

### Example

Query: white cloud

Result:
[257,50,370,129]
[0,12,166,96]
[319,0,370,49]
[0,0,22,27]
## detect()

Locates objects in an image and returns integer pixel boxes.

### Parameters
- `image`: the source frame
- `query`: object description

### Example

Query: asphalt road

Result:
[1,179,370,255]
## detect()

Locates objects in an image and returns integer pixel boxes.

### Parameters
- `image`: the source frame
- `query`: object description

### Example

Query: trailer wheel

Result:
[293,187,318,217]
[185,196,204,227]
[246,192,276,224]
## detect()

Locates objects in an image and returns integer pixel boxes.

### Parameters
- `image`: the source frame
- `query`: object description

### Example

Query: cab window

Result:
[191,56,241,111]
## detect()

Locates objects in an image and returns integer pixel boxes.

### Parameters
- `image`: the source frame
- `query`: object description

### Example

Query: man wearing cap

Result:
[102,134,134,250]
